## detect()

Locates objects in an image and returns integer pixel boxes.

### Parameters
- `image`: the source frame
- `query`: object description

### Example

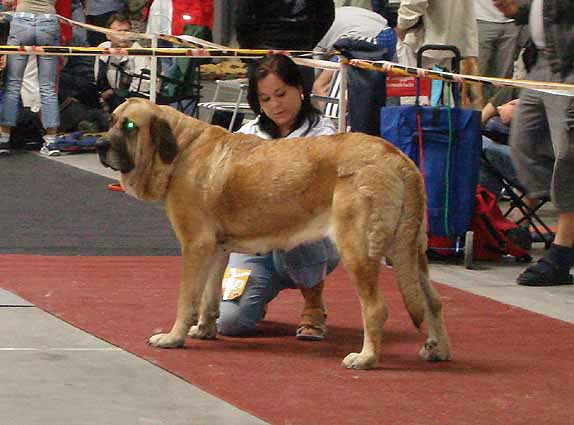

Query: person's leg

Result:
[217,253,283,336]
[283,238,339,340]
[494,22,519,80]
[477,20,496,99]
[36,15,61,155]
[510,91,554,201]
[0,15,34,154]
[479,136,514,198]
[297,282,327,340]
[516,61,574,286]
[541,72,574,248]
[0,49,25,154]
[71,0,88,47]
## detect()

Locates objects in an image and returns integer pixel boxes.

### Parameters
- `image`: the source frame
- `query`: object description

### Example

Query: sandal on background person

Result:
[517,244,574,286]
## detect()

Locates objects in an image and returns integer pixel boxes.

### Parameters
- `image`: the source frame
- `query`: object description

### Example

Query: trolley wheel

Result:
[464,231,474,269]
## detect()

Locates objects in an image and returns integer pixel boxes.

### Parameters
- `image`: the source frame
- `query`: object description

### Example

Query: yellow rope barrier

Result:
[1,12,573,96]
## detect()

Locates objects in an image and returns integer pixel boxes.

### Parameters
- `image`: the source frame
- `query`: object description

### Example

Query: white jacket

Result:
[397,0,478,62]
[237,116,337,139]
[95,41,152,94]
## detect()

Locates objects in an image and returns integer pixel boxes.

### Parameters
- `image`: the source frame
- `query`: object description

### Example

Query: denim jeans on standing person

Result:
[2,13,60,129]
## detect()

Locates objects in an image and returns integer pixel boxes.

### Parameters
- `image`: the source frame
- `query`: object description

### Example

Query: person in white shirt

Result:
[217,54,340,341]
[94,13,151,112]
[396,0,479,69]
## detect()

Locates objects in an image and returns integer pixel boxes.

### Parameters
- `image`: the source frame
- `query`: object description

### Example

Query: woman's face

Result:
[257,72,303,136]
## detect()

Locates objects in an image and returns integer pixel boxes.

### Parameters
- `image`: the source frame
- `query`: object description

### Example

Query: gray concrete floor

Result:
[0,291,267,425]
[2,81,573,424]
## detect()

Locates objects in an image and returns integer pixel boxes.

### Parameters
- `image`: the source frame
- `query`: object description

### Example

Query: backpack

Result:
[52,131,105,153]
[9,107,45,150]
[471,186,532,261]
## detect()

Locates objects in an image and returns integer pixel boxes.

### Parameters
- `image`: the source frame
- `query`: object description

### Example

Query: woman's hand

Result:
[497,99,519,125]
[492,0,519,18]
[395,27,406,42]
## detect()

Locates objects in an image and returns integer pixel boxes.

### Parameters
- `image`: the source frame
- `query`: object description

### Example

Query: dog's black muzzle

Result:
[95,137,112,167]
[95,135,134,173]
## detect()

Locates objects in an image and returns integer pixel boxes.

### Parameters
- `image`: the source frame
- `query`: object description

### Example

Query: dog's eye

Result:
[123,119,137,131]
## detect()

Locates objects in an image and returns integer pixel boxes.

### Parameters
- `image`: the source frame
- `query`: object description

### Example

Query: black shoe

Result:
[517,257,574,286]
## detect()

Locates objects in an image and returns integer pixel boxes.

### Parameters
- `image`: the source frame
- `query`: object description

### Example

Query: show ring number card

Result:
[221,267,250,301]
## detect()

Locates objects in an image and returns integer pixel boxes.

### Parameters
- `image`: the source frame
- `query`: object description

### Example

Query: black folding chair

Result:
[481,153,555,248]
[127,59,202,117]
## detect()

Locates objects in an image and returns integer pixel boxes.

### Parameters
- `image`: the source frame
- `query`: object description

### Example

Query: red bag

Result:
[471,186,531,261]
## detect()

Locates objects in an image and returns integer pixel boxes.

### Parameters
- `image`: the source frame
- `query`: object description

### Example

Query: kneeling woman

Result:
[217,54,339,341]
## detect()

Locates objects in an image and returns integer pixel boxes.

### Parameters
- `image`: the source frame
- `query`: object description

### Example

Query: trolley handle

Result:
[415,44,462,107]
[416,44,462,72]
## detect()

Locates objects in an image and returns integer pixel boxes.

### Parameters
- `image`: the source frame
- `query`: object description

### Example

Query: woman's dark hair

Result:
[246,54,322,138]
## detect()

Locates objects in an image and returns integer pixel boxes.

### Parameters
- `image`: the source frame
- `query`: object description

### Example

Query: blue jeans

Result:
[480,136,523,197]
[218,239,339,336]
[2,13,60,129]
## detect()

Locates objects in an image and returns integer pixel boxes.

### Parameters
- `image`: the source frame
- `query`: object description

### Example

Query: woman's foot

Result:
[297,282,327,340]
[296,307,327,341]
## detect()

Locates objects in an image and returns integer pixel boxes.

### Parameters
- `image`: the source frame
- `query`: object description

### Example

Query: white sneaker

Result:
[40,142,61,157]
[0,141,10,156]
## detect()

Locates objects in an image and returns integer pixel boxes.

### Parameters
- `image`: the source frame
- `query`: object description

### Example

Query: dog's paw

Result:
[341,352,378,370]
[188,323,217,340]
[148,333,185,348]
[418,338,451,362]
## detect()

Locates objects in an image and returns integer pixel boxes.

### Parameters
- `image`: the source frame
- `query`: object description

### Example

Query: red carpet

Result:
[1,254,573,425]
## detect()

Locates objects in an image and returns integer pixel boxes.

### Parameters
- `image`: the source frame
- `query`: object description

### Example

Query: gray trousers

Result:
[510,53,574,212]
[477,20,519,99]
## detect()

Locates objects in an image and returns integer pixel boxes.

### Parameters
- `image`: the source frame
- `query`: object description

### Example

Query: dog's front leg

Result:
[189,248,230,339]
[148,239,215,348]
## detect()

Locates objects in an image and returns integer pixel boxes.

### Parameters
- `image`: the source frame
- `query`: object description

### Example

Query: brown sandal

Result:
[296,307,327,341]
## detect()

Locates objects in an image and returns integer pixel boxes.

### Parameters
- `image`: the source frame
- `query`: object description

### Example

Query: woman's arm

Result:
[312,70,336,97]
[492,0,531,23]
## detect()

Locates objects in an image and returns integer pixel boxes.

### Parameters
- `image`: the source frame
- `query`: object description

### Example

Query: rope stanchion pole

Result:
[338,63,348,133]
[149,36,158,104]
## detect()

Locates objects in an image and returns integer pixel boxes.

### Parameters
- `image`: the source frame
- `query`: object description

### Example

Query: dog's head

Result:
[96,98,180,201]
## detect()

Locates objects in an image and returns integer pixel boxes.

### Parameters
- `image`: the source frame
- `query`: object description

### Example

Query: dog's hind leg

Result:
[334,215,387,369]
[416,247,451,361]
[340,254,386,370]
[390,226,451,362]
[189,248,230,340]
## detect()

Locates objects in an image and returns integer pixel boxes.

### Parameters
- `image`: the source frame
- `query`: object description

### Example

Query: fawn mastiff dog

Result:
[96,98,451,370]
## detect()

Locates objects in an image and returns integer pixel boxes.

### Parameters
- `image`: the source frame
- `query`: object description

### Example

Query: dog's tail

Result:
[390,168,428,330]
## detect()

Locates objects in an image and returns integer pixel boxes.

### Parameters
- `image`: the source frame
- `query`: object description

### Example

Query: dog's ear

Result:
[151,118,178,164]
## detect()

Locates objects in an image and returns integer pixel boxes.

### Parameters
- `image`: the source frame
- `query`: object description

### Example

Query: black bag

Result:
[59,98,110,133]
[9,107,44,150]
